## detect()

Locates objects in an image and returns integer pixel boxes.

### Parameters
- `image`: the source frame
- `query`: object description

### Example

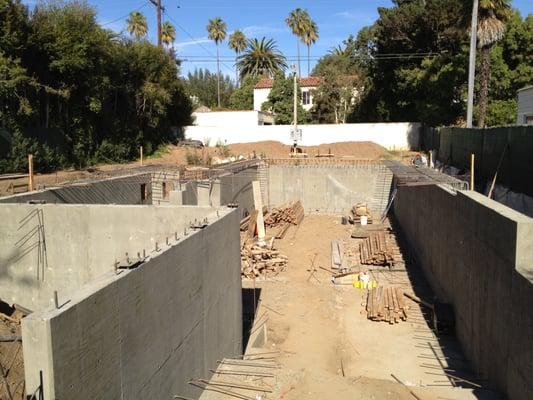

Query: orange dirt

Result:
[228,140,390,160]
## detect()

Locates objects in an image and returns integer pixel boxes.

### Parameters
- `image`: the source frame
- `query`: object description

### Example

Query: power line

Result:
[100,1,149,27]
[162,10,235,72]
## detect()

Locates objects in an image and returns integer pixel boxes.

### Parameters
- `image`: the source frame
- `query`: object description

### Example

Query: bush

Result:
[185,151,202,165]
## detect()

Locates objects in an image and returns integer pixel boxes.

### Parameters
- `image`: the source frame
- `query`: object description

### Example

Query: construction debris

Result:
[365,286,409,323]
[345,203,373,225]
[241,237,288,278]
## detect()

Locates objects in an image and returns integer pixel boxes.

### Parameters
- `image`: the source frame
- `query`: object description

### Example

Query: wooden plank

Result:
[247,210,258,238]
[251,181,265,240]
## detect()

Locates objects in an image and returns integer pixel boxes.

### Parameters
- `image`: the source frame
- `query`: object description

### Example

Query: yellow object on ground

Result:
[353,280,377,289]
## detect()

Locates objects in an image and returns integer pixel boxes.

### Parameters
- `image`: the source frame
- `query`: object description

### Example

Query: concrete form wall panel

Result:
[268,165,379,214]
[220,167,258,219]
[0,174,152,205]
[0,204,215,310]
[22,209,242,399]
[394,184,533,400]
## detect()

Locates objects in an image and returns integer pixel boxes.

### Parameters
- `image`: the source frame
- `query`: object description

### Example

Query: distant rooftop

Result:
[255,76,321,89]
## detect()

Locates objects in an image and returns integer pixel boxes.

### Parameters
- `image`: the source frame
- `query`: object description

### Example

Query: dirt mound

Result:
[228,141,389,160]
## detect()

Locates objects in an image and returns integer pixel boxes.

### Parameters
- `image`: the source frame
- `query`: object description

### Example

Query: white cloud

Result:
[174,37,211,50]
[241,25,285,37]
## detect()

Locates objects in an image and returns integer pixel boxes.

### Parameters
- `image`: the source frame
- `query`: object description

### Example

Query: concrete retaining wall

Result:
[394,184,533,400]
[22,208,242,400]
[220,167,260,219]
[185,122,421,150]
[0,204,215,310]
[268,164,389,214]
[0,173,153,204]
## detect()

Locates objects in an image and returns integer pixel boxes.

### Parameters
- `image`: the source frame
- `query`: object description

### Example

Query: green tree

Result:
[236,37,287,78]
[476,0,512,127]
[161,21,176,49]
[349,0,469,125]
[185,68,235,109]
[302,18,318,76]
[228,29,247,85]
[261,73,307,124]
[311,67,362,124]
[285,8,310,76]
[126,11,148,40]
[207,17,227,108]
[228,75,260,110]
[0,0,193,173]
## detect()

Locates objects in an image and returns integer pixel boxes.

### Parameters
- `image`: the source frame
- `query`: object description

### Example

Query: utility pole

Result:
[148,0,165,47]
[293,68,298,140]
[466,0,479,128]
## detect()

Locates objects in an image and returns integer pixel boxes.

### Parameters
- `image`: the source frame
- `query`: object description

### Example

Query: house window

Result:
[525,115,533,125]
[302,91,311,105]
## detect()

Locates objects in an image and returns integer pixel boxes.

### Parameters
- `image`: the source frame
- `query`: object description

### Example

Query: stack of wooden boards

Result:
[365,286,408,323]
[241,237,288,278]
[264,201,305,239]
[350,225,402,268]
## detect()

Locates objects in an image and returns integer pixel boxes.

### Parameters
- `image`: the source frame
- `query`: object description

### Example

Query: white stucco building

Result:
[253,77,321,112]
[192,110,274,131]
[517,85,533,125]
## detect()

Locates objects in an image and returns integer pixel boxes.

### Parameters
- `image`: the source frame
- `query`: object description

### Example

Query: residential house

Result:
[253,77,321,112]
[517,85,533,125]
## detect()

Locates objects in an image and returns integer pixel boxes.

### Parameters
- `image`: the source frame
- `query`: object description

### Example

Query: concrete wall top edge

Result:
[458,189,533,223]
[0,172,154,203]
[22,207,237,321]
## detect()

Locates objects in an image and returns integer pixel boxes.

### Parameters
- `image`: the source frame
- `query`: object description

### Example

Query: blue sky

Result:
[25,0,533,78]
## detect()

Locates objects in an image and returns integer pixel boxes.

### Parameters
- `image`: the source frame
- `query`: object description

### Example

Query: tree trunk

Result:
[235,53,239,88]
[296,39,301,77]
[216,44,221,108]
[307,45,310,77]
[477,46,491,128]
[45,95,50,128]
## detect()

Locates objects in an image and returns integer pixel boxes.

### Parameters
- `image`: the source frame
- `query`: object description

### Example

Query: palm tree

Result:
[285,8,310,77]
[236,38,287,78]
[207,17,227,108]
[228,30,247,85]
[302,19,318,76]
[161,21,176,50]
[476,0,511,127]
[126,11,148,40]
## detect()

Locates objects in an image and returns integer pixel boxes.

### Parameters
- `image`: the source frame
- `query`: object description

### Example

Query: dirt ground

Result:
[227,141,390,160]
[0,312,25,400]
[201,215,501,400]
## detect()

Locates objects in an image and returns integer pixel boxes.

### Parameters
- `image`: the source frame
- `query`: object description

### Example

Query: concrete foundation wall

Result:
[394,185,533,400]
[268,164,385,214]
[220,167,259,219]
[22,208,242,400]
[0,204,215,310]
[0,173,153,205]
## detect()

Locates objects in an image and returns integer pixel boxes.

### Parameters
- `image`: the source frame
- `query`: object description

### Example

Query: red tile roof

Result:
[255,76,321,89]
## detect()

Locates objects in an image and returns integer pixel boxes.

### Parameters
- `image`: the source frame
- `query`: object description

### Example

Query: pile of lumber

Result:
[264,201,304,227]
[241,241,288,278]
[263,201,304,239]
[365,286,408,323]
[359,232,394,267]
